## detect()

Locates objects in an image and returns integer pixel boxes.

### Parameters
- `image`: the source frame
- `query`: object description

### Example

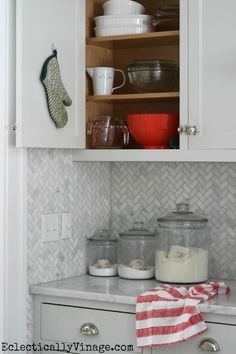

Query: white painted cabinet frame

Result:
[0,0,27,344]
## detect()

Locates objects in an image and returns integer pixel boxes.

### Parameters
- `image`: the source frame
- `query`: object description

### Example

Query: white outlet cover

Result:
[61,212,72,240]
[42,213,59,242]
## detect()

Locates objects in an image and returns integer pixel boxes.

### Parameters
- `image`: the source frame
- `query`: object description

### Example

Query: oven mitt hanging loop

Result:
[40,49,72,128]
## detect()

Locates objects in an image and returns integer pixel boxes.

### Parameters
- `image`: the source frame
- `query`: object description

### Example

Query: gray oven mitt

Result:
[40,50,72,128]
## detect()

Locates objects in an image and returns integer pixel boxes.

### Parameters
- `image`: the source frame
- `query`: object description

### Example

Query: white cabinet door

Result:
[188,0,236,150]
[41,303,141,353]
[16,0,85,148]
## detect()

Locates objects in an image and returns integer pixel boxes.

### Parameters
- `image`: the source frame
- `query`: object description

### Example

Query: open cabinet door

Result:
[16,0,85,148]
[188,0,236,150]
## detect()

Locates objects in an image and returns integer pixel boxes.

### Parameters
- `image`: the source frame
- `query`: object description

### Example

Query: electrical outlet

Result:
[42,213,59,242]
[61,212,72,239]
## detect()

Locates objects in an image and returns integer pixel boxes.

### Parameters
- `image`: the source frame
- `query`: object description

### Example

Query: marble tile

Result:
[27,157,236,341]
[27,149,110,342]
[110,162,236,280]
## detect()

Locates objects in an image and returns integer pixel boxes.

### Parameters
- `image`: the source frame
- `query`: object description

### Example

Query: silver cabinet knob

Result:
[198,338,220,352]
[187,125,200,135]
[80,323,99,336]
[177,126,184,133]
[178,125,199,135]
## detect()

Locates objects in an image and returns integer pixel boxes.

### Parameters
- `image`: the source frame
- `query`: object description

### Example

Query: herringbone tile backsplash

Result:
[110,162,236,281]
[27,152,236,342]
[27,149,110,342]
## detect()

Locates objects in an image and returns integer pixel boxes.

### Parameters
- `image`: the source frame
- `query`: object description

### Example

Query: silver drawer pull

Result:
[198,338,220,352]
[80,323,99,336]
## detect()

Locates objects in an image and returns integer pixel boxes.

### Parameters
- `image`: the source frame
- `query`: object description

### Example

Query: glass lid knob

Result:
[176,203,190,212]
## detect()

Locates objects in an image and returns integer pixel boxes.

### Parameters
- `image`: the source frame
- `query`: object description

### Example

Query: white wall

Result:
[0,0,27,343]
[0,0,7,339]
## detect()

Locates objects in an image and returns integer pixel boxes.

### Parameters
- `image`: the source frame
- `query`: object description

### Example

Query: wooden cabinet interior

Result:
[86,0,180,149]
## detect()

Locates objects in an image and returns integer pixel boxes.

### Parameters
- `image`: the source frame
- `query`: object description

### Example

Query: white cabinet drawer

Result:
[151,322,236,354]
[41,303,141,353]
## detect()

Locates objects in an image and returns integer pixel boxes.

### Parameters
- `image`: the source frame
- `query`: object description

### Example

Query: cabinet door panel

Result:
[41,303,141,353]
[152,322,236,354]
[189,0,236,149]
[16,0,85,148]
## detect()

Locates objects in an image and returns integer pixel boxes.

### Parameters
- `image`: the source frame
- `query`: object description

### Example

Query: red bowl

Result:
[127,113,179,149]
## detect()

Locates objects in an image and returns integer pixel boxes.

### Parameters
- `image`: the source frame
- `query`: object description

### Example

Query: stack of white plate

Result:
[94,0,153,37]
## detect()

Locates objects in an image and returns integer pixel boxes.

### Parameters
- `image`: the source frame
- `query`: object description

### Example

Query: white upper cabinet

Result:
[16,0,86,148]
[188,0,236,150]
[16,0,236,159]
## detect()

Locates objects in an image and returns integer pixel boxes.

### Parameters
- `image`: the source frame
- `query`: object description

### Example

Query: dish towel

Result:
[136,282,230,348]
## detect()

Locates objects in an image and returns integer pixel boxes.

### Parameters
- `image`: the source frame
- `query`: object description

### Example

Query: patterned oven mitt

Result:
[40,49,72,128]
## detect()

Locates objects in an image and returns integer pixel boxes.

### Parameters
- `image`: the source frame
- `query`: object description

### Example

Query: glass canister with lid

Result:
[118,222,156,280]
[87,230,118,277]
[156,203,209,284]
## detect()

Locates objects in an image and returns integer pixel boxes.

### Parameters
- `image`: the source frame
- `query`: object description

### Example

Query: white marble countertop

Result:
[30,275,236,316]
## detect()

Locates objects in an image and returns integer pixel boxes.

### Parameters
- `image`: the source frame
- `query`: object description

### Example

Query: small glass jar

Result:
[87,230,118,277]
[118,222,156,280]
[156,203,209,284]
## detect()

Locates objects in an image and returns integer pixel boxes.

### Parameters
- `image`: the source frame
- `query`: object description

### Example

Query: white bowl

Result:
[95,15,153,27]
[103,0,145,15]
[95,24,152,37]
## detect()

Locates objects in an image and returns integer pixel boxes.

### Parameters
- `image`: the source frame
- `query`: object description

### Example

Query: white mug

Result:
[86,67,126,95]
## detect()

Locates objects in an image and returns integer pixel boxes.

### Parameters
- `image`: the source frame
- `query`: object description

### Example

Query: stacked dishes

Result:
[103,0,145,15]
[95,14,154,36]
[153,4,179,31]
[95,0,154,37]
[127,60,179,93]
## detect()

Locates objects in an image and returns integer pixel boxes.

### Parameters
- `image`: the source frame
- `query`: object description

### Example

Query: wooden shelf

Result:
[86,31,179,49]
[87,92,179,103]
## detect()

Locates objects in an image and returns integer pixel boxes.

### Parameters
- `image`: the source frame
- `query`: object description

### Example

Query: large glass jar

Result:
[118,222,156,280]
[156,203,209,284]
[87,230,118,277]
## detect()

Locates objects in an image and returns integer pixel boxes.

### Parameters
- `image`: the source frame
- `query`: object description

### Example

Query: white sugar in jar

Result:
[87,230,118,277]
[156,246,208,283]
[118,222,156,280]
[156,203,209,284]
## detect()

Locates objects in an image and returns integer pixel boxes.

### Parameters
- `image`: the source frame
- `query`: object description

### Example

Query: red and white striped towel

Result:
[136,282,230,348]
